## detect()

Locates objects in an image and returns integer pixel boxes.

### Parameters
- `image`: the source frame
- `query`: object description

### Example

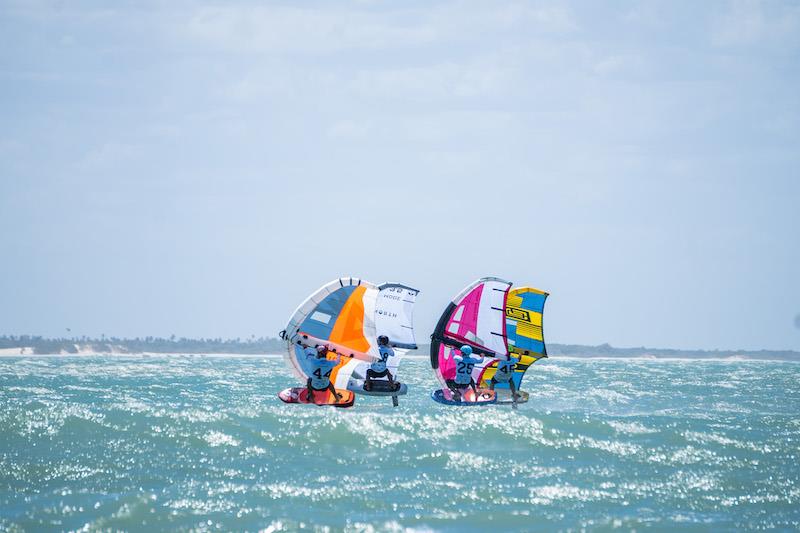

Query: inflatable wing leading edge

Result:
[429,277,512,388]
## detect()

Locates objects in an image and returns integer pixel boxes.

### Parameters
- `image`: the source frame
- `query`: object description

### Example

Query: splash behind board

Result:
[278,387,355,408]
[431,388,496,406]
[493,389,530,404]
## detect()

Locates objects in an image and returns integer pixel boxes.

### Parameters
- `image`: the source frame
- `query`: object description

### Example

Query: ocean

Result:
[1,356,798,532]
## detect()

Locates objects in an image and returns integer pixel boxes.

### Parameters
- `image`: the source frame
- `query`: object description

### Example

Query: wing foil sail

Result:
[282,277,418,389]
[430,277,511,387]
[480,286,549,390]
[376,283,419,350]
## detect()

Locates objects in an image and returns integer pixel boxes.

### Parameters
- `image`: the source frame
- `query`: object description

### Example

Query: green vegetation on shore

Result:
[0,335,283,355]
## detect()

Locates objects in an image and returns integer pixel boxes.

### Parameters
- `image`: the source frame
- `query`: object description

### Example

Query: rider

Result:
[488,354,521,408]
[445,345,484,401]
[364,335,398,391]
[304,344,346,402]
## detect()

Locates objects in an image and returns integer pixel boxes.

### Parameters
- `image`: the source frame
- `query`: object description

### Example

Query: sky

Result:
[1,0,799,351]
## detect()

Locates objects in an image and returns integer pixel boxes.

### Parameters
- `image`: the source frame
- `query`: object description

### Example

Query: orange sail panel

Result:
[329,285,373,387]
[329,285,371,352]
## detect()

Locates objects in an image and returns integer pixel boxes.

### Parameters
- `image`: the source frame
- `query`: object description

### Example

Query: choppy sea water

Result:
[1,356,798,532]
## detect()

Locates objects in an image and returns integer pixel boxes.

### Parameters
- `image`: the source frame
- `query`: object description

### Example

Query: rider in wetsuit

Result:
[304,344,344,402]
[445,345,484,401]
[488,354,521,408]
[364,335,398,391]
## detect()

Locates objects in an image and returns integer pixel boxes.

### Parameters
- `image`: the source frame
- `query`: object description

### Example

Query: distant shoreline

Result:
[1,355,798,363]
[1,336,798,361]
[0,351,284,358]
[1,351,798,363]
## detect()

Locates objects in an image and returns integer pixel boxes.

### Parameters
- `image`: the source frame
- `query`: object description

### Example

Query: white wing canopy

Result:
[375,283,419,350]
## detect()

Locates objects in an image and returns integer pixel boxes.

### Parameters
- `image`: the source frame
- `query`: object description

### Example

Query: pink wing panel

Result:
[438,344,456,380]
[444,283,484,347]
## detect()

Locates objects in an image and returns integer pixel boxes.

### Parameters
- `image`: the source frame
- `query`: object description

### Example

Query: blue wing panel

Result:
[298,286,356,340]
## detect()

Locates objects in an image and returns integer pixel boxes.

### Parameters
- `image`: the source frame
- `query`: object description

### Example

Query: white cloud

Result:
[366,109,516,146]
[82,142,142,171]
[0,138,25,156]
[711,0,800,48]
[179,1,576,54]
[592,54,644,77]
[182,5,436,53]
[349,60,518,102]
[327,119,372,140]
[712,0,766,46]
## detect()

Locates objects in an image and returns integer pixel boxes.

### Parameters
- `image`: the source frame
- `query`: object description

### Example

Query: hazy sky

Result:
[2,1,799,350]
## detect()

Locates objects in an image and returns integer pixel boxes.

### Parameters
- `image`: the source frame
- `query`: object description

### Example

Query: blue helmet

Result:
[460,345,473,356]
